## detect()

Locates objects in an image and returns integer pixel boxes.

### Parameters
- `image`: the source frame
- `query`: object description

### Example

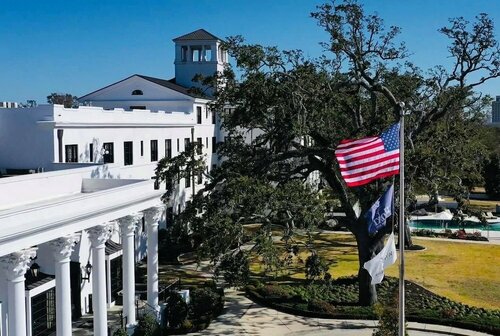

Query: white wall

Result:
[0,105,54,169]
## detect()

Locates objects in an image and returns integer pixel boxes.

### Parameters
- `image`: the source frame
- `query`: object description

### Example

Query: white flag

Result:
[363,233,397,285]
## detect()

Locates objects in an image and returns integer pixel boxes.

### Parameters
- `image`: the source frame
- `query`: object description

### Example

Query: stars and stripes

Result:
[335,123,400,187]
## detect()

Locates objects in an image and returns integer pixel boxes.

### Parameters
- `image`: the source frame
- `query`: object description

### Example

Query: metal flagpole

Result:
[398,102,406,336]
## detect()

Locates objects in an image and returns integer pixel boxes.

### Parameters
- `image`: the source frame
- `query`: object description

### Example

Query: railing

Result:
[135,278,182,324]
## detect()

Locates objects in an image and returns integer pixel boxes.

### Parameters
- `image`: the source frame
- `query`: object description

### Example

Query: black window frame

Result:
[196,106,202,124]
[89,143,94,162]
[197,137,202,154]
[185,171,191,188]
[65,144,78,163]
[212,110,216,124]
[140,141,144,156]
[212,137,217,154]
[184,137,190,151]
[150,139,158,162]
[124,141,133,166]
[165,139,172,159]
[102,142,114,163]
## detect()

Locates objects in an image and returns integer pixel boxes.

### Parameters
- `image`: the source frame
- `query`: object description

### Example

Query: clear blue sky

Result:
[1,0,499,103]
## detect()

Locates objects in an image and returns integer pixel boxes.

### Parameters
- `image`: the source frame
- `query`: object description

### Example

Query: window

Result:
[166,207,174,226]
[150,140,158,161]
[181,46,188,62]
[197,137,202,154]
[197,170,203,185]
[176,138,180,152]
[124,141,133,166]
[204,45,212,61]
[185,172,191,188]
[89,143,94,162]
[205,108,209,119]
[184,138,190,151]
[192,46,202,62]
[205,137,208,148]
[129,106,146,110]
[103,142,114,163]
[65,145,78,163]
[140,141,144,156]
[212,137,217,154]
[165,139,172,159]
[196,106,202,124]
[212,110,216,124]
[131,90,143,95]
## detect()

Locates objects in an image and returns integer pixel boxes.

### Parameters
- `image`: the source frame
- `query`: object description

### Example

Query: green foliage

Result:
[216,250,250,287]
[304,251,329,282]
[112,328,128,336]
[155,141,206,202]
[134,314,160,336]
[156,0,500,305]
[308,299,336,314]
[46,92,79,108]
[189,287,223,317]
[373,286,407,336]
[165,292,189,328]
[484,152,500,199]
[248,277,500,334]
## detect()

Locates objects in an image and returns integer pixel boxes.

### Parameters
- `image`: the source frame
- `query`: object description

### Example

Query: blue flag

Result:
[366,184,394,236]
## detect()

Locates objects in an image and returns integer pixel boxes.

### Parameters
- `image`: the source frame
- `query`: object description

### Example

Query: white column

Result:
[0,248,37,336]
[88,222,116,336]
[49,234,80,336]
[143,205,164,314]
[119,213,141,328]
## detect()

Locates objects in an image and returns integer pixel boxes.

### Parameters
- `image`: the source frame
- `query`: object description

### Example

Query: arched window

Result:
[132,89,143,96]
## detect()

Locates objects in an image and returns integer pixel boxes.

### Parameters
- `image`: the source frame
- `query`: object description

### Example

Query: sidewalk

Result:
[192,290,495,336]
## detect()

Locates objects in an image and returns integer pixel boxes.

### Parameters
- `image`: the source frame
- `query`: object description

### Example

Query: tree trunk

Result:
[404,221,413,247]
[354,226,385,306]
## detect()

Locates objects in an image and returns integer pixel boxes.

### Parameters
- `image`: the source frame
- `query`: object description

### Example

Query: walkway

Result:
[192,290,495,336]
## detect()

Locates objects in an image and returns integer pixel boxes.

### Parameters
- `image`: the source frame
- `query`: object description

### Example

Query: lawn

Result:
[250,232,500,310]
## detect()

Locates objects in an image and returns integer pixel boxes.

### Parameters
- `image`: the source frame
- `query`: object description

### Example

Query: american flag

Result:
[335,123,400,187]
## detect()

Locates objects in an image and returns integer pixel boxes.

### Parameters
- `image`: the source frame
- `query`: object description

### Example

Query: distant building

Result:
[492,96,500,123]
[0,29,225,336]
[0,101,18,108]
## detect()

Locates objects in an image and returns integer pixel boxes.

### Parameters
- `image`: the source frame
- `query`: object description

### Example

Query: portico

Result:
[0,168,164,335]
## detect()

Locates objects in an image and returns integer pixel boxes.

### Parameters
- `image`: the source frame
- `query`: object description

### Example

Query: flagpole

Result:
[398,102,406,336]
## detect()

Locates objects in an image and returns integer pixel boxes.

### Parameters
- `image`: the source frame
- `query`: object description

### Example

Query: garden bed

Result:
[412,228,489,241]
[246,276,500,335]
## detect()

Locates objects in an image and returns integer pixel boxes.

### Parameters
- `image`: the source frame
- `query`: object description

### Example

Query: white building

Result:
[492,95,500,124]
[0,29,227,336]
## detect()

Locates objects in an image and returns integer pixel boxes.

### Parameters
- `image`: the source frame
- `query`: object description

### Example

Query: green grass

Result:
[250,233,500,310]
[157,230,500,310]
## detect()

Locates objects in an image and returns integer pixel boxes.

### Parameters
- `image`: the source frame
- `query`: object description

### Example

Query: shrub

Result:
[113,328,128,336]
[373,287,408,336]
[259,285,292,299]
[180,319,193,331]
[217,250,250,287]
[307,299,336,315]
[305,252,328,282]
[190,287,222,317]
[134,314,160,336]
[165,292,189,328]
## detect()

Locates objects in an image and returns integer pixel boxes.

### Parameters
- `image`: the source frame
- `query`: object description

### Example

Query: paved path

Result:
[192,290,495,336]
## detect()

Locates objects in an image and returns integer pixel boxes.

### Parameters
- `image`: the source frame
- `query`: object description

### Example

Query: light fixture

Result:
[81,261,92,282]
[30,263,40,278]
